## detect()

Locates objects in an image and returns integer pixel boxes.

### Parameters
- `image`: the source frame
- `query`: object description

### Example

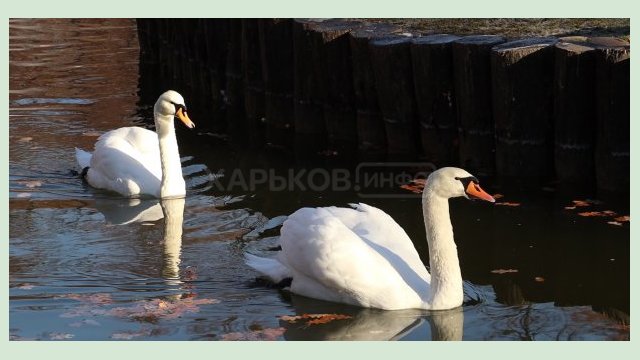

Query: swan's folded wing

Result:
[325,203,430,282]
[278,207,429,309]
[85,128,163,195]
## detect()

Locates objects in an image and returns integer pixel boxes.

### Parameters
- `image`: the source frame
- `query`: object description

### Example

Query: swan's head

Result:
[154,90,195,129]
[426,167,495,202]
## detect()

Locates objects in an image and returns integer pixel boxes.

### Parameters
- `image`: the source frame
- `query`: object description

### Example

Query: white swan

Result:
[245,167,495,310]
[75,90,195,198]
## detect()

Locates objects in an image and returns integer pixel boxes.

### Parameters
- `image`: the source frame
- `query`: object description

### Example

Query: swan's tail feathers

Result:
[245,253,291,284]
[75,147,92,170]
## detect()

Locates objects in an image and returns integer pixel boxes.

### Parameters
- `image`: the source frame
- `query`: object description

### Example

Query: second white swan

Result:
[246,167,495,310]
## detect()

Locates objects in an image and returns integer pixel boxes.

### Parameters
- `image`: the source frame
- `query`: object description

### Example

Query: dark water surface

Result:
[9,19,629,341]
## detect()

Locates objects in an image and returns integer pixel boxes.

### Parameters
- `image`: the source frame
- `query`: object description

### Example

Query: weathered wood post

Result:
[593,37,630,196]
[191,20,212,126]
[453,35,505,176]
[491,38,558,182]
[225,19,245,139]
[349,23,399,159]
[314,20,362,158]
[259,19,295,149]
[292,19,328,154]
[553,37,597,191]
[369,35,418,159]
[411,34,461,167]
[136,19,163,106]
[202,19,230,133]
[240,19,265,145]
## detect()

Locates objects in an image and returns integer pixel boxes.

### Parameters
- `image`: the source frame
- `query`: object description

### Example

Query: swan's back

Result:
[85,127,163,196]
[277,203,431,310]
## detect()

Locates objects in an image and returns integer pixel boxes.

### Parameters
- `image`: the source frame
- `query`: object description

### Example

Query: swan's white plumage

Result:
[246,167,495,311]
[275,203,431,309]
[244,253,291,283]
[81,127,164,197]
[76,90,192,198]
[75,147,92,169]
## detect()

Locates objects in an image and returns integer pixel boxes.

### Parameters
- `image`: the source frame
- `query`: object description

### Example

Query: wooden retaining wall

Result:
[136,19,630,196]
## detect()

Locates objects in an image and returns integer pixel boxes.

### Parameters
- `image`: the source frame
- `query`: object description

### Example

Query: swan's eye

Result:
[456,176,479,189]
[171,102,187,114]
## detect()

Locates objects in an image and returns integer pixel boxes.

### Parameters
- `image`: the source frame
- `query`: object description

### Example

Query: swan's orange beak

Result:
[176,107,195,129]
[465,182,495,203]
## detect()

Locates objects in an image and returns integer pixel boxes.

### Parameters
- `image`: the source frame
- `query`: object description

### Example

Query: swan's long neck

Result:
[422,189,463,309]
[155,112,185,198]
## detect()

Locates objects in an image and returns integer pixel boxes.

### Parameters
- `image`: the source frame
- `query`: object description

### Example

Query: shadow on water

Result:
[9,19,629,341]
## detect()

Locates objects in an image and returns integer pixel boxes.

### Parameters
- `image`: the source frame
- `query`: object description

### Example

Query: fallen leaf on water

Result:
[307,316,350,326]
[221,327,286,341]
[108,297,220,322]
[534,277,545,282]
[279,313,352,326]
[59,293,219,322]
[492,194,504,199]
[578,211,617,217]
[572,200,592,207]
[607,221,623,226]
[490,269,519,274]
[577,211,601,217]
[564,206,576,210]
[495,202,521,207]
[400,179,427,194]
[399,184,423,194]
[614,215,630,222]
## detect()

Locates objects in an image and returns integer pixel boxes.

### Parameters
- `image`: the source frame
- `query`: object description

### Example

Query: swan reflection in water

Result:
[159,197,185,281]
[93,196,185,285]
[281,295,463,341]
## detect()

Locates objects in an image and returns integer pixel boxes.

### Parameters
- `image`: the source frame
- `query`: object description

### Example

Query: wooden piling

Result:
[135,20,630,196]
[239,19,265,144]
[411,34,461,167]
[369,35,418,158]
[259,19,294,149]
[292,19,327,151]
[593,37,630,195]
[313,20,362,157]
[491,37,558,181]
[202,19,230,133]
[136,19,163,106]
[453,35,505,176]
[553,37,597,191]
[349,23,399,158]
[225,19,245,139]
